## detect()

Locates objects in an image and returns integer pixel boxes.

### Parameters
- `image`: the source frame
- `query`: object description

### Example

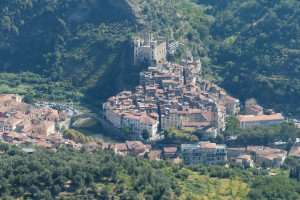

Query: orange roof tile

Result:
[238,114,284,122]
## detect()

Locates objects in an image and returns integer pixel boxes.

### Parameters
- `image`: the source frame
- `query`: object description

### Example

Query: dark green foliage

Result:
[162,128,199,144]
[0,0,139,105]
[204,0,300,117]
[230,122,300,147]
[224,116,240,136]
[2,0,300,199]
[289,165,300,181]
[142,129,150,141]
[0,143,300,199]
[189,162,300,199]
[248,176,300,200]
[0,144,178,199]
[0,0,218,106]
[284,157,300,181]
[189,164,257,180]
[63,129,95,144]
[23,94,34,104]
[0,72,82,101]
[0,0,133,73]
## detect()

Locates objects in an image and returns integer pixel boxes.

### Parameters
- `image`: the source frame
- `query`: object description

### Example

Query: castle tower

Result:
[133,32,167,66]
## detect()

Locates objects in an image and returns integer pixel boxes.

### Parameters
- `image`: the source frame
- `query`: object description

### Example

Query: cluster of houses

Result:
[227,146,288,168]
[181,139,300,168]
[0,33,292,171]
[108,140,179,162]
[0,94,83,149]
[180,141,289,168]
[110,141,151,157]
[104,34,288,141]
[0,92,290,168]
[100,33,295,169]
[103,56,242,139]
[107,139,299,168]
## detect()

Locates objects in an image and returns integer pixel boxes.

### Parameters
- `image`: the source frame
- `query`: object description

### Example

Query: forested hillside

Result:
[202,0,300,116]
[0,144,300,199]
[1,0,300,116]
[0,0,135,76]
[0,0,139,104]
[0,144,251,200]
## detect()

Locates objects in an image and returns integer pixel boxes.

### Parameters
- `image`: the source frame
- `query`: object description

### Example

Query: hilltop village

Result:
[104,33,240,140]
[103,33,285,140]
[101,33,297,168]
[0,33,297,169]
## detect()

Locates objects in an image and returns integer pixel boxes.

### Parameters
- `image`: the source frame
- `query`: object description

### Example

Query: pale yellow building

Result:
[122,112,159,138]
[238,113,285,129]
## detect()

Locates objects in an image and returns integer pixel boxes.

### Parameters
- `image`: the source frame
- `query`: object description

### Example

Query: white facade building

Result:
[181,142,227,165]
[122,113,159,139]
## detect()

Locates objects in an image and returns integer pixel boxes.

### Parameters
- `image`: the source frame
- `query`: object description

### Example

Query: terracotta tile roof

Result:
[126,141,147,154]
[199,141,217,149]
[289,145,300,157]
[163,147,177,154]
[238,114,284,122]
[247,146,287,160]
[114,143,128,151]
